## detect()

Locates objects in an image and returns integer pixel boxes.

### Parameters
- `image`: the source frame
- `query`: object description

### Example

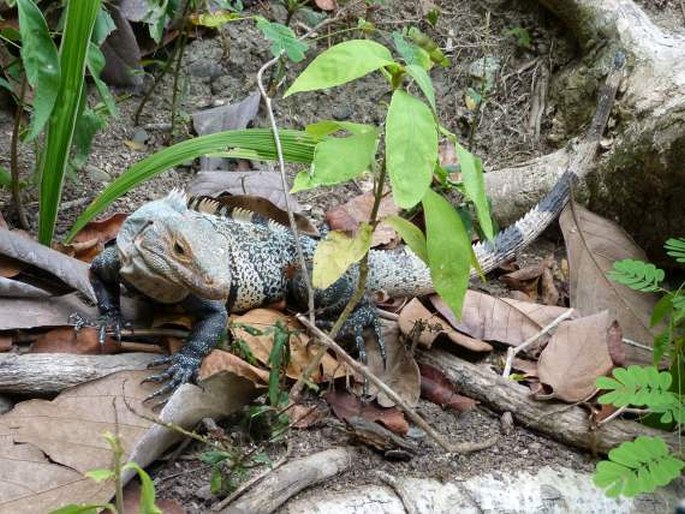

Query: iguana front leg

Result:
[144,294,228,399]
[89,246,124,343]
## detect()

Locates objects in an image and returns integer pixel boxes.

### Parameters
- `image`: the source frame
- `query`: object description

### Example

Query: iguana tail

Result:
[368,51,625,298]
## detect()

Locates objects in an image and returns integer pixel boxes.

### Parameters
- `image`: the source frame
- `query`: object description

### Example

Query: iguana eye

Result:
[173,240,187,256]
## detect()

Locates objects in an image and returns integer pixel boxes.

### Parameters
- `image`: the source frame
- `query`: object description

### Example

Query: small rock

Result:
[86,165,112,183]
[332,105,353,121]
[132,128,149,145]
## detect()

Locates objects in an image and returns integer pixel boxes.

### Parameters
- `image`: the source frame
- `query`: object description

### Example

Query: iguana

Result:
[88,52,624,400]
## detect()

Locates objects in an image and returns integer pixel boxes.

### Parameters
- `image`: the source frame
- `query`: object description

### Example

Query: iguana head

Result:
[117,190,232,302]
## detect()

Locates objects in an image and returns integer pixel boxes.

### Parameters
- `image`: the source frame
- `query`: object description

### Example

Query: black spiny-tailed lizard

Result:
[88,52,624,400]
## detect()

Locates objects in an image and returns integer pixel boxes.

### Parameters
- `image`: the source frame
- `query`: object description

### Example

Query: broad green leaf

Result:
[84,468,115,482]
[123,462,162,514]
[256,17,308,63]
[17,0,60,141]
[0,165,10,187]
[92,6,115,45]
[72,106,106,169]
[392,31,431,69]
[87,42,118,117]
[67,129,319,241]
[422,189,471,318]
[38,0,101,244]
[455,141,493,239]
[313,224,372,289]
[384,215,428,263]
[386,90,437,208]
[405,64,436,112]
[292,122,378,192]
[285,40,394,97]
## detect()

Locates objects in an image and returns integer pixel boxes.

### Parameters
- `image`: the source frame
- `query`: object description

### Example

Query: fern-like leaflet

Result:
[665,237,685,264]
[607,259,665,292]
[594,436,685,497]
[596,366,683,423]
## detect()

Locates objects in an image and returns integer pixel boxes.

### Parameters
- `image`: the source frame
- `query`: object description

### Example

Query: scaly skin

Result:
[89,52,625,399]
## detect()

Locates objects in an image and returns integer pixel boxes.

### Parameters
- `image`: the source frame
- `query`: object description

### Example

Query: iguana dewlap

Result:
[89,52,624,400]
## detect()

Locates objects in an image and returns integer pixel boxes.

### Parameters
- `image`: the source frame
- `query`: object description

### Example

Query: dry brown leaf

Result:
[560,202,658,364]
[419,363,478,412]
[399,298,493,352]
[325,389,409,435]
[288,403,328,428]
[0,293,151,331]
[368,321,421,408]
[0,229,95,302]
[231,309,344,380]
[200,349,269,385]
[326,190,400,247]
[540,265,560,306]
[30,326,118,354]
[0,369,258,512]
[512,357,538,377]
[73,213,127,245]
[432,291,578,348]
[537,311,614,402]
[53,238,103,263]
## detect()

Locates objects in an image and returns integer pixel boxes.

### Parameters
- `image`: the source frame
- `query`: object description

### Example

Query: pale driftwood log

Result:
[419,350,679,454]
[484,0,685,260]
[0,352,157,394]
[220,447,357,514]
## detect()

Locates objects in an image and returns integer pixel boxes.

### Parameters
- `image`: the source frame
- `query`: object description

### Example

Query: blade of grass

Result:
[66,128,320,241]
[38,0,102,244]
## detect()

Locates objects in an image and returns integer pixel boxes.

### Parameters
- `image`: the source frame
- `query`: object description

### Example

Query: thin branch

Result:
[501,308,575,378]
[296,313,498,454]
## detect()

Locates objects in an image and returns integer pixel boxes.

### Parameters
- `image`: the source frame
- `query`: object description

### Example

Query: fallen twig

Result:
[501,308,574,378]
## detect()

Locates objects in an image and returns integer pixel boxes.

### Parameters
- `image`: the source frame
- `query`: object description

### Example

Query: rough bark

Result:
[419,350,680,454]
[0,352,157,394]
[485,0,685,262]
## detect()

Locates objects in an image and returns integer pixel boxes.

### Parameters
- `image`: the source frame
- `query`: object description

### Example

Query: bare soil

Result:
[2,0,683,511]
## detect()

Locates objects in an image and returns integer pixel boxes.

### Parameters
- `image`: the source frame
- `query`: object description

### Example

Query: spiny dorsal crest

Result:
[187,194,286,232]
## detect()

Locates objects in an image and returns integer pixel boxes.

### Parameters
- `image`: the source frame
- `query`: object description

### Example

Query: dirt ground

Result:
[1,0,684,511]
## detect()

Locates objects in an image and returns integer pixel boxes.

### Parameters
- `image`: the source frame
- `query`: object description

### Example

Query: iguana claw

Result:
[143,353,201,401]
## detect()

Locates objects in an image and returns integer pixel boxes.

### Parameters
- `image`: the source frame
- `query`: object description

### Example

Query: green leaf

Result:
[200,450,233,466]
[38,0,102,244]
[210,468,223,494]
[87,41,118,117]
[650,294,673,327]
[291,122,378,192]
[66,129,319,241]
[665,238,685,264]
[123,462,162,514]
[92,6,116,45]
[455,141,493,239]
[267,323,290,406]
[255,17,308,63]
[392,31,430,69]
[0,165,10,188]
[386,90,437,208]
[594,436,684,497]
[72,102,106,170]
[84,468,115,482]
[284,39,394,97]
[384,215,428,263]
[313,224,372,289]
[17,0,61,142]
[422,189,471,318]
[405,64,436,112]
[608,259,665,292]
